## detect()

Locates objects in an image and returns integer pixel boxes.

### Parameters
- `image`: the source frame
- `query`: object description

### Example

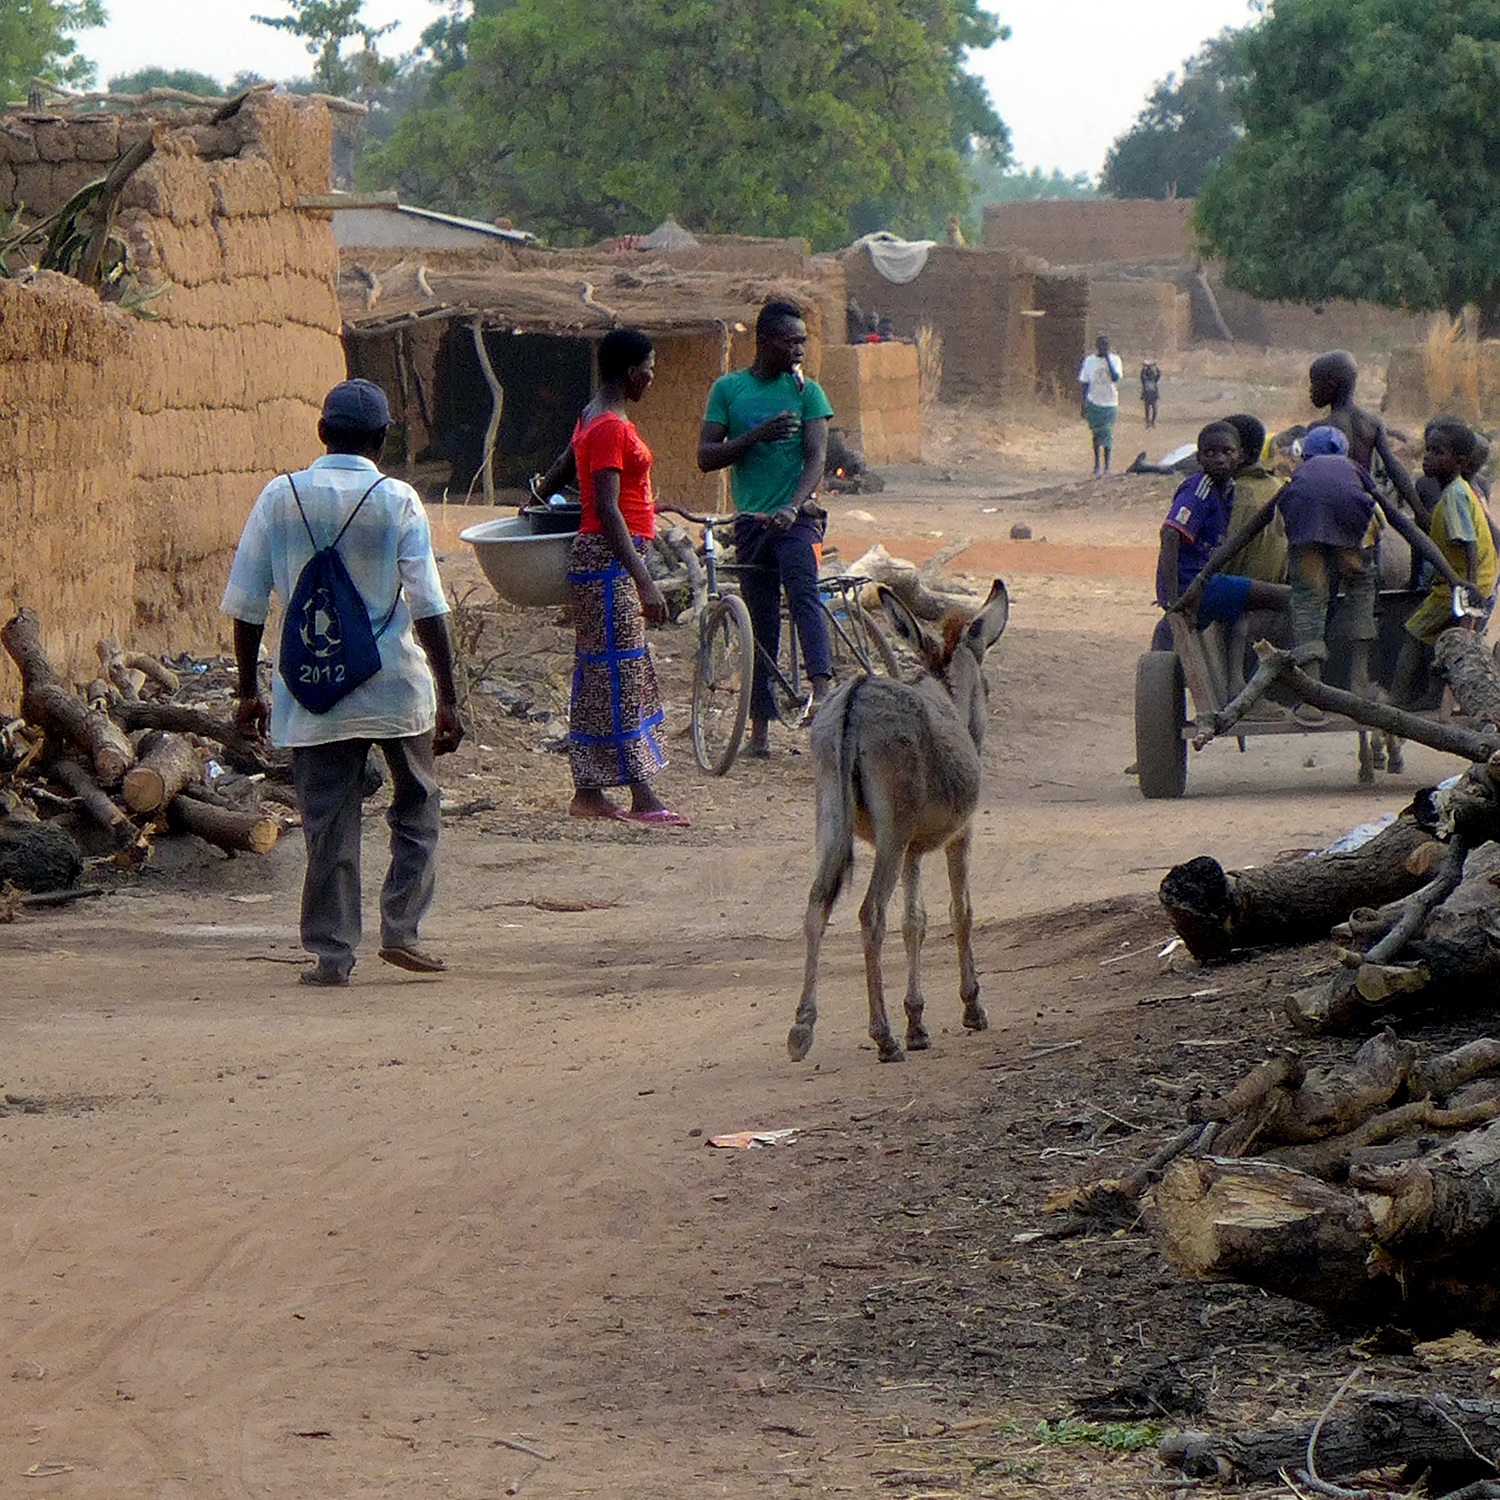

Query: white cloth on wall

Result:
[853,232,938,285]
[1078,352,1123,406]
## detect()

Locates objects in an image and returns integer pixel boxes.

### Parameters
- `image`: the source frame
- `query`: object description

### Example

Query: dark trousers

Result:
[291,734,440,977]
[734,512,831,720]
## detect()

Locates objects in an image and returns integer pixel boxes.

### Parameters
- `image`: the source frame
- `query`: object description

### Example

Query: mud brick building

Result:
[0,93,346,695]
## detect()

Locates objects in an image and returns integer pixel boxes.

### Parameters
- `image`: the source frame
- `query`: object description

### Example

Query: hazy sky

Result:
[79,0,1261,179]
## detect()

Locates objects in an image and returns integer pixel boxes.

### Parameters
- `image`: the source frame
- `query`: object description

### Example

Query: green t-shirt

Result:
[703,367,834,514]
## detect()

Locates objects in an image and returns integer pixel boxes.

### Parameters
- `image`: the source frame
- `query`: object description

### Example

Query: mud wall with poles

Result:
[0,93,345,700]
[840,244,1038,403]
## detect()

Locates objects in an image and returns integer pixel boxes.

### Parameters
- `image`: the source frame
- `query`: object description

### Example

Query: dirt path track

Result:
[4,369,1483,1496]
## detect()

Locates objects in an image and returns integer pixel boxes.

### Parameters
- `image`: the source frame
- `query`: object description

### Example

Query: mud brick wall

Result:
[0,275,134,701]
[1035,272,1089,399]
[1088,280,1188,362]
[1206,282,1430,350]
[0,95,345,691]
[841,245,1036,401]
[633,327,728,512]
[818,342,920,465]
[984,200,1194,265]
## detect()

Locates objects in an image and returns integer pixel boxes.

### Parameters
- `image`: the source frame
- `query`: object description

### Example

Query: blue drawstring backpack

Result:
[279,474,399,713]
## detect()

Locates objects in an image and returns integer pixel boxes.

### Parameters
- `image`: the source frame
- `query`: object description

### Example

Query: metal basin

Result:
[460,516,576,608]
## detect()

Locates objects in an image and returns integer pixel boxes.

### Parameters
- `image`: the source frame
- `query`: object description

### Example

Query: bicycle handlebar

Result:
[656,504,721,527]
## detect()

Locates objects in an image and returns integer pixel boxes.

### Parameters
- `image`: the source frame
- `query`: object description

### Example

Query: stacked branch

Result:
[1160,626,1500,1034]
[0,609,286,881]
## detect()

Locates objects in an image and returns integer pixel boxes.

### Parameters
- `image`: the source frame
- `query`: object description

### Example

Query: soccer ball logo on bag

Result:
[298,585,343,659]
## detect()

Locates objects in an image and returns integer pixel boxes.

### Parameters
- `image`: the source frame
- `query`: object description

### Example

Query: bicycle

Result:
[657,507,900,775]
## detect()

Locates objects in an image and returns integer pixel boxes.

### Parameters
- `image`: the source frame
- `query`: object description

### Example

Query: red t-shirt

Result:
[572,411,654,539]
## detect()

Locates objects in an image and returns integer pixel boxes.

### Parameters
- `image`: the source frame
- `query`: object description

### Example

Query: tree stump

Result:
[122,732,203,813]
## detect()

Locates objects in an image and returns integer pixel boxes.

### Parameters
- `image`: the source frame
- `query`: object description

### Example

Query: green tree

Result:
[1100,29,1247,200]
[252,0,395,96]
[970,156,1095,207]
[108,66,224,96]
[1196,0,1500,329]
[0,0,105,100]
[360,0,1008,247]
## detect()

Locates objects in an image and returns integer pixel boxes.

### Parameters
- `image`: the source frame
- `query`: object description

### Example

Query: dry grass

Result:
[1424,313,1483,420]
[916,324,944,414]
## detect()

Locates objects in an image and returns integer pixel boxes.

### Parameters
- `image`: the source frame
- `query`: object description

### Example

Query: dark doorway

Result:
[431,328,594,497]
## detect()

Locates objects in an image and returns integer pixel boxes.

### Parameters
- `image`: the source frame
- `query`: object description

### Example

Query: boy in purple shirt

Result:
[1152,422,1289,651]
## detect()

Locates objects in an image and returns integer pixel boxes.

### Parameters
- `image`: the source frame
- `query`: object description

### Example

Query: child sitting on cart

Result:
[1389,418,1497,708]
[1176,424,1476,722]
[1152,422,1290,653]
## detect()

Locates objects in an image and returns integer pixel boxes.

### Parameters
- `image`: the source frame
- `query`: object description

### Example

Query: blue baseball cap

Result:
[321,378,390,432]
[1300,425,1349,458]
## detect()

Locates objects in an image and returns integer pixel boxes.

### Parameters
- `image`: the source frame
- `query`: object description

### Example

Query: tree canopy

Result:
[108,66,224,97]
[1195,0,1500,327]
[1099,29,1245,200]
[0,0,105,100]
[359,0,1009,247]
[252,0,395,96]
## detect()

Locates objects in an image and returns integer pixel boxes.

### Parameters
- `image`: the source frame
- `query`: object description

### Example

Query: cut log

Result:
[1161,1391,1500,1485]
[844,543,978,621]
[1159,816,1440,961]
[165,796,279,855]
[1149,1119,1500,1332]
[1436,625,1500,730]
[51,757,131,840]
[109,700,292,781]
[121,731,203,813]
[2,609,135,785]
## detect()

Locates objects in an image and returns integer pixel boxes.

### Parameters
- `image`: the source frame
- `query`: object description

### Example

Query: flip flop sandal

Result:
[378,946,447,974]
[569,804,626,820]
[620,808,691,828]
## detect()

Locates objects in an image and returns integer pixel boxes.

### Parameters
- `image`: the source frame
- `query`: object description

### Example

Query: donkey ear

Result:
[876,584,928,653]
[966,579,1009,651]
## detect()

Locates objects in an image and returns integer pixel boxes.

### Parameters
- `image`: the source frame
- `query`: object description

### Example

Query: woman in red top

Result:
[535,329,686,825]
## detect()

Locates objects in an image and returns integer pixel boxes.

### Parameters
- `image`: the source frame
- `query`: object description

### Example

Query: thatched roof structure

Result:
[338,247,827,339]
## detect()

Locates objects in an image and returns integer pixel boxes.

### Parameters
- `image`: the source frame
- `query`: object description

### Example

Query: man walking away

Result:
[1080,334,1123,475]
[222,378,465,986]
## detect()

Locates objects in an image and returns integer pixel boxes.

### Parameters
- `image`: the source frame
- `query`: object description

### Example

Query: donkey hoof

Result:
[1358,764,1375,785]
[1388,749,1405,775]
[963,1005,989,1033]
[787,1024,815,1062]
[906,1025,931,1051]
[876,1037,906,1063]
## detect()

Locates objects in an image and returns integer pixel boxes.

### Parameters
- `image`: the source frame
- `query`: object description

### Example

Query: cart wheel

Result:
[692,595,754,774]
[1135,651,1187,799]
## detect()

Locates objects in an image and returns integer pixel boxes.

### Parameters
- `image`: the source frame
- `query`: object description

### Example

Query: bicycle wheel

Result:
[692,594,753,774]
[826,597,900,678]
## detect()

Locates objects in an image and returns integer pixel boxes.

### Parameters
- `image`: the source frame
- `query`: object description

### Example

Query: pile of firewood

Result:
[0,608,289,895]
[1053,624,1500,1495]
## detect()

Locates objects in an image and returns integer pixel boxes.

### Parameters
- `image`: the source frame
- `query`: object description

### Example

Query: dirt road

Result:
[3,362,1477,1497]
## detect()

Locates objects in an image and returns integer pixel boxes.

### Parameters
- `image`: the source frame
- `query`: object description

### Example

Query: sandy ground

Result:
[3,350,1481,1497]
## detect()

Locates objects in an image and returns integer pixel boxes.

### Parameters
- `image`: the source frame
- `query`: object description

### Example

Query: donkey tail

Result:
[811,678,866,906]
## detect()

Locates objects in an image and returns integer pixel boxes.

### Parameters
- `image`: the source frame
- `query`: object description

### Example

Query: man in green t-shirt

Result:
[699,301,833,757]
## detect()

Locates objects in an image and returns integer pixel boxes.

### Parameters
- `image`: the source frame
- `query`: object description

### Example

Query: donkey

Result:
[788,580,1009,1064]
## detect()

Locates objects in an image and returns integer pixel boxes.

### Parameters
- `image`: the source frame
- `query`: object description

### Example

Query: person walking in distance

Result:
[222,379,464,986]
[698,300,833,759]
[1079,334,1123,475]
[1140,359,1161,429]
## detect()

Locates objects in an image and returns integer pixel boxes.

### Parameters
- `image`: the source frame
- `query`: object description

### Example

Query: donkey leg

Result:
[946,830,987,1032]
[860,844,906,1062]
[790,828,846,1062]
[900,849,930,1051]
[1357,730,1375,785]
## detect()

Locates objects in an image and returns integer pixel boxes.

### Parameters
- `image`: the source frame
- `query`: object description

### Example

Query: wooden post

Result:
[470,316,502,504]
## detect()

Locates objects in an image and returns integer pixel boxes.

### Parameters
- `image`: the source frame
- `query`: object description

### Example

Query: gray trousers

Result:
[291,734,440,977]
